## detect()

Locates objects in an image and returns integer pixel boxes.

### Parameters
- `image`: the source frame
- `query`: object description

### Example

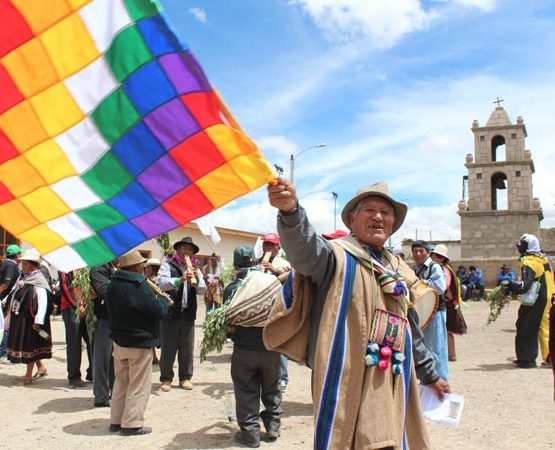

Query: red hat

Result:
[322,230,349,240]
[262,233,280,244]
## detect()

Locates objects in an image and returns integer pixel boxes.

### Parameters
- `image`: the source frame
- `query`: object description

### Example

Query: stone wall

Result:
[451,258,521,288]
[460,211,541,259]
[540,227,555,256]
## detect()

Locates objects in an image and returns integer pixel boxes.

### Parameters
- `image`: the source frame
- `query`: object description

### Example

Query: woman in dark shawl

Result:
[7,248,52,384]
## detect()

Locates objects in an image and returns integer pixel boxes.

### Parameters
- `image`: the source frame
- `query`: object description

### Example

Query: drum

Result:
[412,283,439,330]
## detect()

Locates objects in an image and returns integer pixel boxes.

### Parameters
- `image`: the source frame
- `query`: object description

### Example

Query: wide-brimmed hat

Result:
[431,244,449,261]
[145,258,161,267]
[119,250,146,268]
[341,181,407,234]
[172,236,199,254]
[262,233,280,245]
[6,244,23,256]
[19,248,41,263]
[500,263,511,270]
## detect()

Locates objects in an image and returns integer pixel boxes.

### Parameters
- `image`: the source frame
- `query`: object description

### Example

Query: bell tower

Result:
[458,103,543,260]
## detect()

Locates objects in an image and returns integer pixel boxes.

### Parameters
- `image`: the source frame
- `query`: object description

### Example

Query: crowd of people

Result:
[1,178,554,448]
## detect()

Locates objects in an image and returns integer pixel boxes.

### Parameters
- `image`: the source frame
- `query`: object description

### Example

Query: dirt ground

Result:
[1,300,554,450]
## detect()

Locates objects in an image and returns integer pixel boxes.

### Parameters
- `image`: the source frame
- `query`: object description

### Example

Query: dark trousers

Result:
[62,308,92,381]
[231,347,282,442]
[159,313,195,382]
[515,293,548,364]
[464,283,485,300]
[93,318,114,403]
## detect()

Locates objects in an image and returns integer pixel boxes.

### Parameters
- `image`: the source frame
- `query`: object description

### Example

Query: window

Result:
[491,172,508,210]
[479,135,485,141]
[511,133,517,139]
[491,135,506,161]
[515,171,521,177]
[477,173,482,179]
[0,227,18,256]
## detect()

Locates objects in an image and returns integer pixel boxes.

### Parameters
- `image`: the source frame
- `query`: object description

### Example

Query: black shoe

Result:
[263,430,280,442]
[69,379,86,388]
[234,431,260,448]
[513,360,537,369]
[109,424,121,433]
[120,426,152,436]
[94,401,111,407]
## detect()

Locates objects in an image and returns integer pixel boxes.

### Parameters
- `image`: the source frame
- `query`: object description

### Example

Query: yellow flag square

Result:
[25,140,77,184]
[0,156,46,197]
[0,101,48,152]
[196,163,249,208]
[11,0,72,34]
[20,186,71,223]
[19,224,66,255]
[30,83,84,136]
[206,124,258,161]
[1,37,60,97]
[40,13,100,79]
[0,200,39,234]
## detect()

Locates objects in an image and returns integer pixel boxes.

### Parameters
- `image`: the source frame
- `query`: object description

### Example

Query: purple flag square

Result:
[137,154,191,202]
[132,206,179,239]
[160,51,211,95]
[144,97,200,150]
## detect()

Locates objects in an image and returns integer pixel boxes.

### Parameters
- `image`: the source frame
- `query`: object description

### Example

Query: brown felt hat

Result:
[341,181,407,234]
[119,250,146,268]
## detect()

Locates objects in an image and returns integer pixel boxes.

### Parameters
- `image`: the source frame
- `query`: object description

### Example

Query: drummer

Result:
[411,240,449,381]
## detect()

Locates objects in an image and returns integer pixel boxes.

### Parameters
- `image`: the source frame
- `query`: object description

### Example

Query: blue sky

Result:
[161,0,555,247]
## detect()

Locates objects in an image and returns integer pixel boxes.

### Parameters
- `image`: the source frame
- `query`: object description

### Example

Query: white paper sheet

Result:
[419,384,464,427]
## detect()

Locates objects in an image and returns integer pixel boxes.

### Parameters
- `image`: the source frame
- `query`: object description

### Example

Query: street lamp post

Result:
[290,143,327,184]
[332,192,338,230]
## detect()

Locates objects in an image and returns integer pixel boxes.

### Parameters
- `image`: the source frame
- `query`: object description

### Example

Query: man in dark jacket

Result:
[107,250,171,436]
[90,259,118,407]
[226,245,282,448]
[0,244,21,359]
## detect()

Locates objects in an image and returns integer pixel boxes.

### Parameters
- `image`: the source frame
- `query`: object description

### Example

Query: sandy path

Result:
[1,300,553,450]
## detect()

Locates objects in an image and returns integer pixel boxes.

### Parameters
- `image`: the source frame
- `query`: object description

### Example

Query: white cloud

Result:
[239,44,360,132]
[256,135,300,159]
[189,7,207,23]
[396,203,461,246]
[291,0,438,48]
[453,0,496,12]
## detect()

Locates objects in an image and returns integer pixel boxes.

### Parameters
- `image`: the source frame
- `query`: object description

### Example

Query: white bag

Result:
[520,281,540,306]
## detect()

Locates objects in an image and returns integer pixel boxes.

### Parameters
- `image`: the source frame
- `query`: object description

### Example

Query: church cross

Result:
[493,97,504,107]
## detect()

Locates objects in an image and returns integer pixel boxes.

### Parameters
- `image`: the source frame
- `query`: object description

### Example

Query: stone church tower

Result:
[458,105,543,262]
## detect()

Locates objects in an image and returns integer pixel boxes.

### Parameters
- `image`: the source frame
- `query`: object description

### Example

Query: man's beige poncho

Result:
[264,237,431,450]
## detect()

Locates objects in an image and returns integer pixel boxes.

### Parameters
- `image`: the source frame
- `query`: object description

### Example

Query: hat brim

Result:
[341,192,407,234]
[173,241,200,254]
[431,251,449,262]
[20,257,41,263]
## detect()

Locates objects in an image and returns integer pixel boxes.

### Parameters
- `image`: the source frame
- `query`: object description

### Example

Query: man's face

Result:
[502,267,509,274]
[262,242,279,257]
[349,196,395,250]
[176,243,195,257]
[412,246,429,266]
[210,258,218,267]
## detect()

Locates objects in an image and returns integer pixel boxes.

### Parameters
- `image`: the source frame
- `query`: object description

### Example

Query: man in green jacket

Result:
[107,250,171,436]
